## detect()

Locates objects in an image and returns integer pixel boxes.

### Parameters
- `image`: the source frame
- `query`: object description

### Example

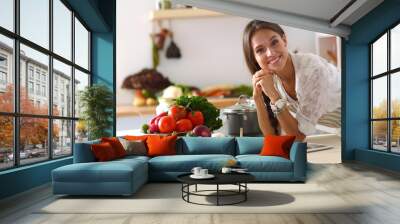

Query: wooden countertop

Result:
[117,97,238,117]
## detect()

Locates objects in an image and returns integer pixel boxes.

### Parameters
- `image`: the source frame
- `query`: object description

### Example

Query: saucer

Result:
[190,174,215,179]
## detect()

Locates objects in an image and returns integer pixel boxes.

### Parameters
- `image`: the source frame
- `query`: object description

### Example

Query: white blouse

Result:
[272,52,341,136]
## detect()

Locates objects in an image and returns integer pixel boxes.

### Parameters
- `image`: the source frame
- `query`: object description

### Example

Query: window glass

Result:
[372,34,387,76]
[372,77,387,119]
[0,35,14,113]
[372,121,388,151]
[0,0,14,31]
[391,120,400,153]
[19,117,49,165]
[20,44,49,115]
[0,116,13,170]
[53,119,72,158]
[53,0,72,60]
[75,120,88,143]
[391,72,400,118]
[20,0,49,49]
[53,59,72,117]
[74,18,89,70]
[391,24,400,70]
[74,69,89,118]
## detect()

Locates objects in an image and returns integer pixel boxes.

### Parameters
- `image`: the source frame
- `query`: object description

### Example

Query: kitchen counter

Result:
[117,97,238,117]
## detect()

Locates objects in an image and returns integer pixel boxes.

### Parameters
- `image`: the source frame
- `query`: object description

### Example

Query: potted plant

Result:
[79,84,113,140]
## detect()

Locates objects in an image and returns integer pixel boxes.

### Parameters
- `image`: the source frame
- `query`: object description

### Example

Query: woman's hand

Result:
[253,69,280,103]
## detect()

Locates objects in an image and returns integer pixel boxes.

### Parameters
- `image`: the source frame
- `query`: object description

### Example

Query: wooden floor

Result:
[1,155,400,223]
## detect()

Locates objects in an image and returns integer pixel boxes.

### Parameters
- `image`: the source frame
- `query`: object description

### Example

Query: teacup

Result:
[199,169,208,176]
[191,167,202,176]
[221,167,232,174]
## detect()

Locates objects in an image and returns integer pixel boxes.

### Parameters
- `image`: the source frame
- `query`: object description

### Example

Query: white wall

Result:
[116,0,317,106]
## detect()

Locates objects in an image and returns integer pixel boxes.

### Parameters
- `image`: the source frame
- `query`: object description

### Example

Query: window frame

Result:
[0,0,91,171]
[370,21,400,154]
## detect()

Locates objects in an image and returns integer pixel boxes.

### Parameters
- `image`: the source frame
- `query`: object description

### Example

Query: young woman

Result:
[243,20,341,141]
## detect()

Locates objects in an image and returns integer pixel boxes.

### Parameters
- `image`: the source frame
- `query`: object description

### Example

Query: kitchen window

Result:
[0,0,91,171]
[370,22,400,154]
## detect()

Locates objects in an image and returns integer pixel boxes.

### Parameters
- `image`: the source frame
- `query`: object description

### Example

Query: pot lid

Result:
[222,95,257,114]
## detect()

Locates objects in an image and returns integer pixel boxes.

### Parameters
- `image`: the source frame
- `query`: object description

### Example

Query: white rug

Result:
[38,183,361,214]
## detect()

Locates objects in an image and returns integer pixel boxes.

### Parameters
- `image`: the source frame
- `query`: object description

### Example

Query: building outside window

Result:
[0,0,91,170]
[28,81,34,94]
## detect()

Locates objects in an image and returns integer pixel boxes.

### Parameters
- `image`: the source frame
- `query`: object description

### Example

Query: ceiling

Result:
[172,0,384,38]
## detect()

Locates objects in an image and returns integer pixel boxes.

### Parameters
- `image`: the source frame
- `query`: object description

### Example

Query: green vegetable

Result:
[231,85,253,97]
[151,40,159,69]
[174,96,222,131]
[175,84,192,96]
[142,124,150,134]
[142,89,156,99]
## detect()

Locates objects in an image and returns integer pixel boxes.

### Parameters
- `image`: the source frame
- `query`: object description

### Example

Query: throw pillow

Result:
[91,142,117,162]
[146,135,178,157]
[101,137,127,158]
[124,135,150,141]
[118,137,147,156]
[259,135,296,159]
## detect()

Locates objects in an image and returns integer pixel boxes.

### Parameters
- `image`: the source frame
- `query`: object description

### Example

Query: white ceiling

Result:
[173,0,384,37]
[226,0,352,23]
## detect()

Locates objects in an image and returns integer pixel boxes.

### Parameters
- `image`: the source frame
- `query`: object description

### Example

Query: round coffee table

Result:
[177,173,255,206]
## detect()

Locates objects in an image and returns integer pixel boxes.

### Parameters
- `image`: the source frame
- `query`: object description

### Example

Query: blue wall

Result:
[344,0,400,171]
[0,0,116,200]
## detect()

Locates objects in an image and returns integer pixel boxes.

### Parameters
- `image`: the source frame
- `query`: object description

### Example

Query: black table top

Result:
[177,172,255,185]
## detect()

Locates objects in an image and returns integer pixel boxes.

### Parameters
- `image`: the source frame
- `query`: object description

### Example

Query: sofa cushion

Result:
[179,137,235,155]
[149,154,235,172]
[53,159,147,183]
[236,155,293,172]
[236,137,264,155]
[73,140,100,163]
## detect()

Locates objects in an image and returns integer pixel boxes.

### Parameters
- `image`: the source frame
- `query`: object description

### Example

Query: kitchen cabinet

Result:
[150,8,225,21]
[117,97,237,117]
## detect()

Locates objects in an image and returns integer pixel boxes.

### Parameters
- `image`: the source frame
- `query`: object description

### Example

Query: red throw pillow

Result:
[91,142,117,161]
[124,135,150,141]
[146,135,178,157]
[259,135,296,159]
[101,137,127,158]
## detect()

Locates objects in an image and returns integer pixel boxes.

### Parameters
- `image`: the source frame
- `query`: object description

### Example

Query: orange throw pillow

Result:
[146,135,178,157]
[91,142,117,162]
[259,135,296,159]
[101,137,127,158]
[124,135,150,141]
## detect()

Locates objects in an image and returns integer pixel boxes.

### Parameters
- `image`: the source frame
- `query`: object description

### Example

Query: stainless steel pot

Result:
[222,95,261,136]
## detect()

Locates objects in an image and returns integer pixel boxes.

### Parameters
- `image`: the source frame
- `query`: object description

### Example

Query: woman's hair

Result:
[243,20,285,135]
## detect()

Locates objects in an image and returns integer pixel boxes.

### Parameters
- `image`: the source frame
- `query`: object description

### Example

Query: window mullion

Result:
[13,0,20,167]
[388,30,391,153]
[71,10,76,154]
[48,0,54,160]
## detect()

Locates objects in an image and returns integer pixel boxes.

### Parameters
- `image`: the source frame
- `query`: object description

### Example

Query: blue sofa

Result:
[52,137,307,196]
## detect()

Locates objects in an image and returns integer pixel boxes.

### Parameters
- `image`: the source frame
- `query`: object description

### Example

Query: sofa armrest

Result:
[73,140,100,163]
[289,142,307,181]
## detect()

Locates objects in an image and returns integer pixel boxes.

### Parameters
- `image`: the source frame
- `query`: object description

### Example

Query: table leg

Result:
[217,184,219,206]
[195,184,197,192]
[245,183,247,201]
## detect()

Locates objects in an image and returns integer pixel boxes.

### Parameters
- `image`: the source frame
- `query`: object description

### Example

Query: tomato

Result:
[158,115,176,133]
[175,119,193,132]
[187,111,204,126]
[168,105,187,121]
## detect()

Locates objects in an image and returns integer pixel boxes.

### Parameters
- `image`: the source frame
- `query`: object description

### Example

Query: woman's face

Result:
[251,29,288,72]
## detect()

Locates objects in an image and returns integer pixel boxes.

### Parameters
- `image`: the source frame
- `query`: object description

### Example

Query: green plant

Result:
[174,96,222,131]
[79,84,113,140]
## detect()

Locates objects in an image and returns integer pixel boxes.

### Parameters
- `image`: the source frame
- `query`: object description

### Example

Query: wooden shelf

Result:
[150,8,225,21]
[117,97,238,117]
